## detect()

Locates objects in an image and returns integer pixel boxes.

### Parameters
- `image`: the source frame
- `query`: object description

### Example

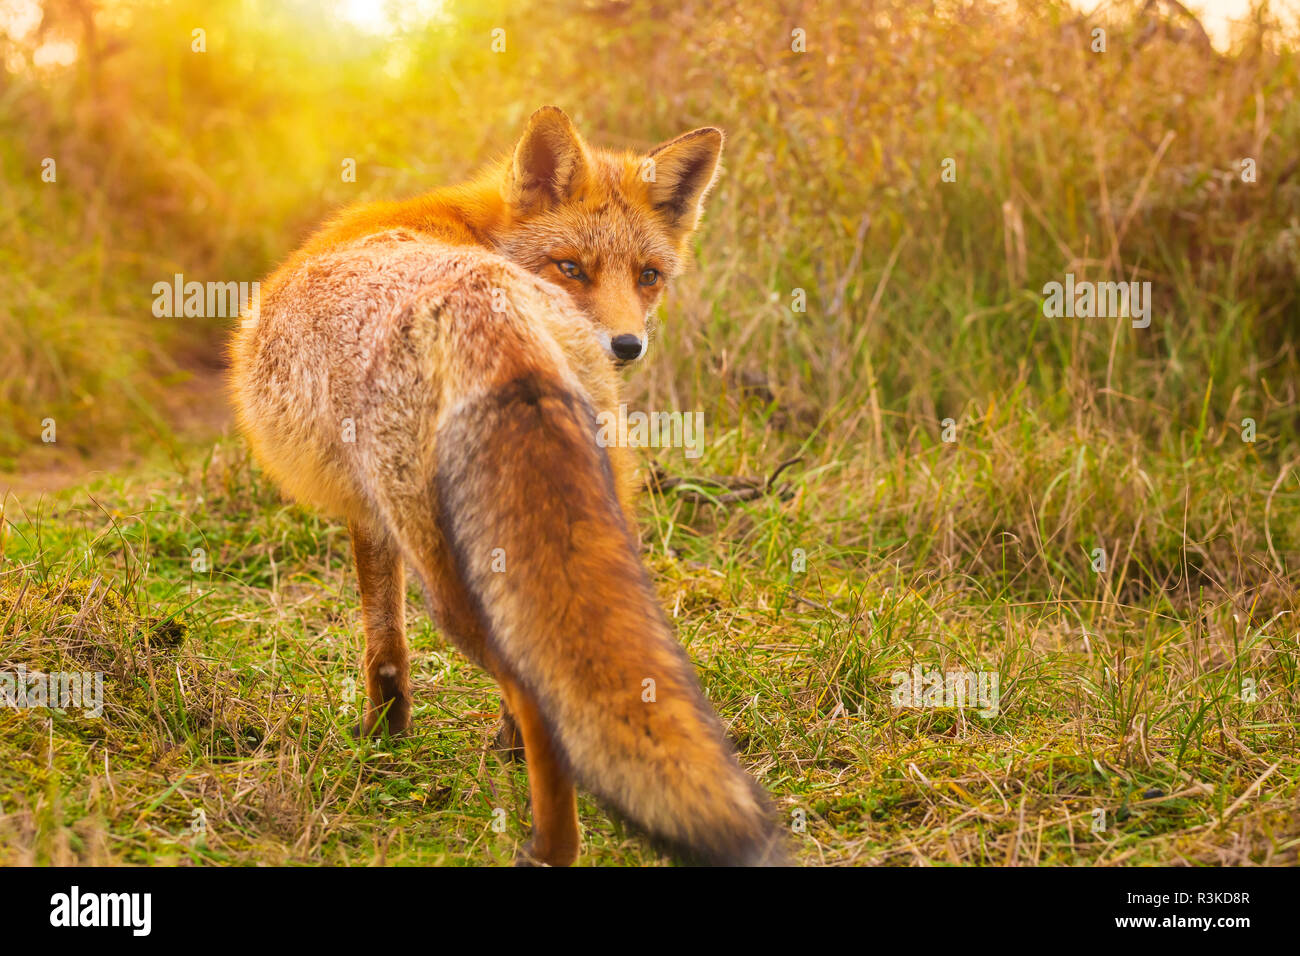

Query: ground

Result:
[1,412,1295,866]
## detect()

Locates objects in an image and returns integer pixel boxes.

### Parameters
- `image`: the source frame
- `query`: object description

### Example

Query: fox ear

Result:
[509,106,587,214]
[646,127,724,233]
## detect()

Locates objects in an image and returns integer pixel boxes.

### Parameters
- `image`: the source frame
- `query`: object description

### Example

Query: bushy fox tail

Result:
[435,370,785,866]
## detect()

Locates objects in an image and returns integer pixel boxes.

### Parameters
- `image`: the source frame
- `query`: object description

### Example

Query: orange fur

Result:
[228,108,784,866]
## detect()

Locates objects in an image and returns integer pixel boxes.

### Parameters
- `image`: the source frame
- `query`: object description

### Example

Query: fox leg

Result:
[497,674,580,867]
[417,541,573,861]
[409,526,526,760]
[493,706,526,761]
[406,550,572,861]
[349,520,412,735]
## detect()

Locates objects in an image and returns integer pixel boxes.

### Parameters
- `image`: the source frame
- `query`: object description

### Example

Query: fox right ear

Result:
[509,106,588,214]
[646,127,724,235]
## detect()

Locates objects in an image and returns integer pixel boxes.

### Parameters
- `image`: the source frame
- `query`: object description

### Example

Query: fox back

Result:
[266,106,725,366]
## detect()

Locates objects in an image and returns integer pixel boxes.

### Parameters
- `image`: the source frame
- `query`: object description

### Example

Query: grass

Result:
[2,0,1299,865]
[1,419,1295,865]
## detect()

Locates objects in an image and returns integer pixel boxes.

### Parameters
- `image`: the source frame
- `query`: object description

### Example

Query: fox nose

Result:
[610,334,645,361]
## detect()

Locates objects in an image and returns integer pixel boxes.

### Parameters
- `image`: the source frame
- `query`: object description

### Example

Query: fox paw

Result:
[353,705,412,739]
[512,839,577,867]
[511,845,548,867]
[492,713,526,762]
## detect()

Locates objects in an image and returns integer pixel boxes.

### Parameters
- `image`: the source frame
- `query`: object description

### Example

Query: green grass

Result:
[1,422,1295,865]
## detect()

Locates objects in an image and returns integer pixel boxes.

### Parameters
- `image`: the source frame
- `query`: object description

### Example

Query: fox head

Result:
[491,106,724,365]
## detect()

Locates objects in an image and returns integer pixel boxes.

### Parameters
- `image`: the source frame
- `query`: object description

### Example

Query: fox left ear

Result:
[510,106,589,214]
[646,127,724,233]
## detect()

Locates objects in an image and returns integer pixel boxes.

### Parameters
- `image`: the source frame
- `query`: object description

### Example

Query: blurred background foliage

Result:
[1,0,1297,472]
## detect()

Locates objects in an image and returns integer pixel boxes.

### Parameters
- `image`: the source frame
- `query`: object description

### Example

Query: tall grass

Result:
[3,1,1297,456]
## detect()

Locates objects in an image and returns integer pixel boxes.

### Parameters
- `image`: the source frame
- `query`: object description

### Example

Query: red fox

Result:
[228,107,785,865]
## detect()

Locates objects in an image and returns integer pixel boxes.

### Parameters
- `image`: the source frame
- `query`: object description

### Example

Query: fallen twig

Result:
[646,456,802,505]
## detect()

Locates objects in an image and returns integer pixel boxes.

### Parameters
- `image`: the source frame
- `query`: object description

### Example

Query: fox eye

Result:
[556,260,586,281]
[639,268,660,287]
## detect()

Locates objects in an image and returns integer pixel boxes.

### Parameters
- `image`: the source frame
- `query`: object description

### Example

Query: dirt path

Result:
[1,367,234,500]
